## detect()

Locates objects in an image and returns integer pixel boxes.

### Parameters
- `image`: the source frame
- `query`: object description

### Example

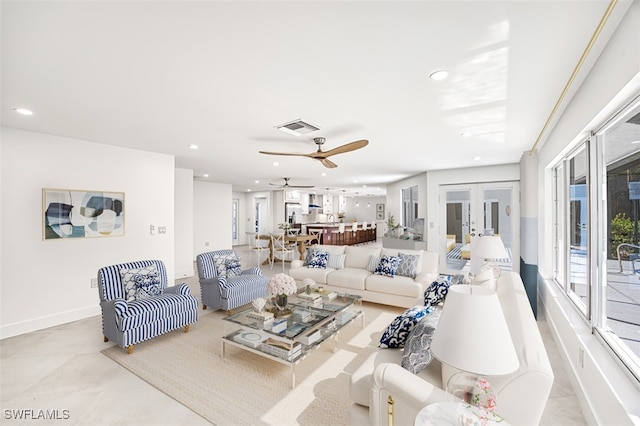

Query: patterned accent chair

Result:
[97,259,199,354]
[196,250,269,312]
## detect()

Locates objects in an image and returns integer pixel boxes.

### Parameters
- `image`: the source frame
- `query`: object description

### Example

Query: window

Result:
[552,97,640,382]
[402,185,418,229]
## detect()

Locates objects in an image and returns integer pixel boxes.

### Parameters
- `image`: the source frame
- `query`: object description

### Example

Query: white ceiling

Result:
[1,1,631,196]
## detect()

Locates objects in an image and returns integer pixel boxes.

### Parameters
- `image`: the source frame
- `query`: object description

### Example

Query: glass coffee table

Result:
[221,292,363,388]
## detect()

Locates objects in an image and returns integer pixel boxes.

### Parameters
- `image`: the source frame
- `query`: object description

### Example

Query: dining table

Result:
[258,233,316,265]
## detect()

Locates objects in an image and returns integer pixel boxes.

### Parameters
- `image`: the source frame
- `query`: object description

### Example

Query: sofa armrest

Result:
[241,267,263,276]
[291,259,304,269]
[370,363,449,426]
[164,283,192,296]
[415,272,438,292]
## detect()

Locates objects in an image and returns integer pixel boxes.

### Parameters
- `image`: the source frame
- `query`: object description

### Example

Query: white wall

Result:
[386,173,428,230]
[175,168,194,278]
[536,1,640,423]
[342,196,386,224]
[193,180,232,254]
[0,128,175,338]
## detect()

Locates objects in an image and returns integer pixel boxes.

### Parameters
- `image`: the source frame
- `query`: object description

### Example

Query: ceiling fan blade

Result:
[312,139,369,158]
[259,151,310,157]
[288,184,315,188]
[320,158,338,168]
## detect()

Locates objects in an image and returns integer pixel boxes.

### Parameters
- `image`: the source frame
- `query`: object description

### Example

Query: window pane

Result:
[602,100,640,372]
[568,147,589,314]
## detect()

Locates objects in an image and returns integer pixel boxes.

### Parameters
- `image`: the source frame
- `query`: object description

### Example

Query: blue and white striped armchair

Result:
[98,259,199,354]
[196,250,268,312]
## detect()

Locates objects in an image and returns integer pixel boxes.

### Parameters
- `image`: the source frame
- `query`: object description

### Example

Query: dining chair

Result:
[308,229,322,246]
[270,233,295,271]
[246,231,270,267]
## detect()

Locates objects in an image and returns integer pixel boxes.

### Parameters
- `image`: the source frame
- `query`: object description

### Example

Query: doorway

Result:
[254,197,267,233]
[440,182,519,274]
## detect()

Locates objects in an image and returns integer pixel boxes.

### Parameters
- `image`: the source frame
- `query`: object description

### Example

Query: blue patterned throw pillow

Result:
[379,305,431,348]
[121,265,162,302]
[375,255,401,277]
[396,252,420,278]
[214,252,240,277]
[225,258,242,278]
[308,251,329,269]
[303,247,319,266]
[424,277,451,307]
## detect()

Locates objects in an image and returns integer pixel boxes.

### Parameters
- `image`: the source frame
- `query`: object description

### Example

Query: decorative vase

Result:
[275,294,288,310]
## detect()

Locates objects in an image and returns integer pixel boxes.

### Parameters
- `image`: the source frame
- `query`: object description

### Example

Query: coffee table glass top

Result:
[224,292,361,340]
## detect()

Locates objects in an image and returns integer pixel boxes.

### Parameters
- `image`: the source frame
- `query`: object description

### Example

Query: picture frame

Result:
[376,203,385,212]
[42,188,125,240]
[376,211,385,220]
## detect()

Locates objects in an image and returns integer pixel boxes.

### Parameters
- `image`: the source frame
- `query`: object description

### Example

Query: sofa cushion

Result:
[375,255,401,277]
[121,265,162,302]
[424,278,450,307]
[308,251,329,268]
[396,252,420,278]
[326,268,371,291]
[379,305,431,348]
[327,253,346,269]
[365,274,423,298]
[289,266,336,284]
[314,244,347,255]
[345,246,381,269]
[401,311,440,374]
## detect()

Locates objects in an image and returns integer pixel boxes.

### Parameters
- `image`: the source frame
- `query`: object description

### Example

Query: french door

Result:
[440,182,520,273]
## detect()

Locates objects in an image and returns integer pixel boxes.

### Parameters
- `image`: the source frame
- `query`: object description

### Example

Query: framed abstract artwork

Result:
[376,203,385,212]
[42,188,125,240]
[376,211,385,220]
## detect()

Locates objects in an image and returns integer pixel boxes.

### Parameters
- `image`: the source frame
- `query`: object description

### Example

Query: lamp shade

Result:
[473,235,508,260]
[430,286,519,376]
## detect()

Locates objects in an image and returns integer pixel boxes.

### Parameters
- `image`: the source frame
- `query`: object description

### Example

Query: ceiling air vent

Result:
[275,119,320,136]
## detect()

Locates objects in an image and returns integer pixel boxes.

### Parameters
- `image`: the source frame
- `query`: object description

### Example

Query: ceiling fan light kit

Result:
[259,137,369,168]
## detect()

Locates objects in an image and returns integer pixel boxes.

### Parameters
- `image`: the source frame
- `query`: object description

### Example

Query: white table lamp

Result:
[430,285,519,376]
[472,235,508,277]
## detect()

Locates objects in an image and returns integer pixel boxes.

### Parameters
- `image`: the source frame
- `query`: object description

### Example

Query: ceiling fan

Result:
[259,137,369,168]
[269,177,315,189]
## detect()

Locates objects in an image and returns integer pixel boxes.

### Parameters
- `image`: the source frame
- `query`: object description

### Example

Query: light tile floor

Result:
[0,244,587,425]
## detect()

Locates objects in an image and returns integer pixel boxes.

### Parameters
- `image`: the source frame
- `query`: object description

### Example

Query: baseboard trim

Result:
[0,305,100,339]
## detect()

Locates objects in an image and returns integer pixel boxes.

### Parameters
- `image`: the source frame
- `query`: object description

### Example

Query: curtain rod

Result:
[529,0,618,156]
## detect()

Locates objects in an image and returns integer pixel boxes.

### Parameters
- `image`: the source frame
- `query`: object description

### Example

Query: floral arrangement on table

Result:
[277,223,292,231]
[267,273,297,296]
[458,377,503,426]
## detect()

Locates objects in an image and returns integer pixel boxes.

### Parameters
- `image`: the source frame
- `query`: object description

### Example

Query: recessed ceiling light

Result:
[474,156,481,161]
[254,180,260,184]
[188,144,198,150]
[429,70,448,81]
[13,107,33,116]
[632,141,640,144]
[247,189,252,192]
[273,162,279,166]
[203,173,209,178]
[321,173,326,177]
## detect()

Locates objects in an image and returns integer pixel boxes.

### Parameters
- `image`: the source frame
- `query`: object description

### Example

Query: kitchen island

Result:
[304,222,376,245]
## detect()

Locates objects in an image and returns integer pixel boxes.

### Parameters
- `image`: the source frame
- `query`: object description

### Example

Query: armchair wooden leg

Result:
[104,336,109,343]
[127,345,134,354]
[202,304,207,310]
[184,325,190,333]
[227,309,233,315]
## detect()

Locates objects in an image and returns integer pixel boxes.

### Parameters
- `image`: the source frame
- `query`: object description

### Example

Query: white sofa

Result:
[288,245,439,308]
[347,271,554,426]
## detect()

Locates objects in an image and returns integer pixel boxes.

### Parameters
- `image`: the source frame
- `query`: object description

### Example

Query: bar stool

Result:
[331,223,346,245]
[347,222,358,245]
[359,221,367,245]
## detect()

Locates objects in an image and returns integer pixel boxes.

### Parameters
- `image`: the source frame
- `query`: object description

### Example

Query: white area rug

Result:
[101,303,403,425]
